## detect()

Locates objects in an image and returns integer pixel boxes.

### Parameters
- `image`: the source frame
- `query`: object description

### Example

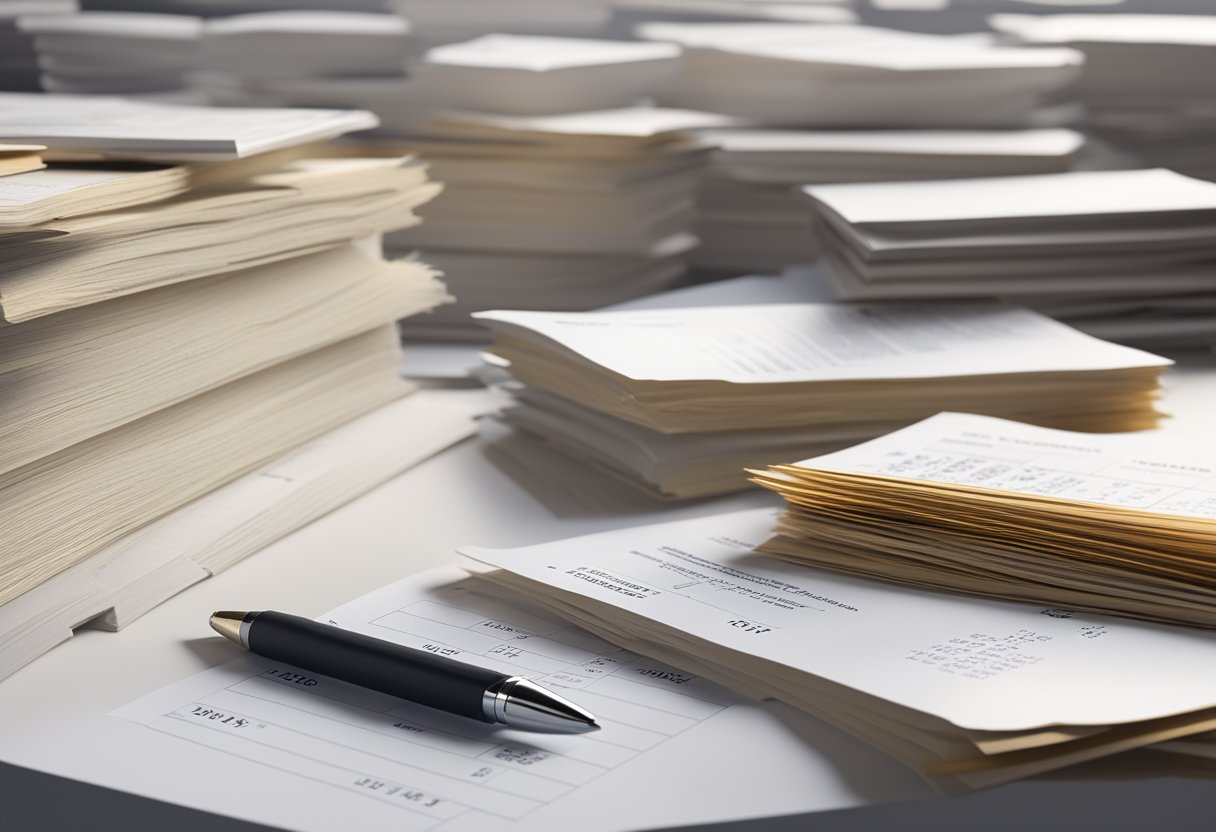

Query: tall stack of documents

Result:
[198,11,418,109]
[992,14,1216,181]
[464,508,1216,790]
[752,412,1216,629]
[806,168,1216,347]
[0,95,466,677]
[18,11,203,96]
[475,303,1169,498]
[637,22,1083,126]
[693,127,1085,273]
[389,107,732,341]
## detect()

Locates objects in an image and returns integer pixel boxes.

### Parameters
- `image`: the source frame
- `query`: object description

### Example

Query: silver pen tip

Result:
[499,678,600,734]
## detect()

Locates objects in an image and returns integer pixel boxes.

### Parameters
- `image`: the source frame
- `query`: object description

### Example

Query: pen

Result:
[209,610,599,734]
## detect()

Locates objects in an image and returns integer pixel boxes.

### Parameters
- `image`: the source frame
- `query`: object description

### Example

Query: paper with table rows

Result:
[463,509,1216,732]
[112,567,929,832]
[797,411,1216,519]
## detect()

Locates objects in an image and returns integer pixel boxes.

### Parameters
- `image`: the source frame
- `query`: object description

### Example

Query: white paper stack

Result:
[638,22,1083,126]
[0,101,457,667]
[198,11,419,109]
[409,34,682,116]
[608,0,856,34]
[992,14,1216,180]
[386,107,734,341]
[693,126,1085,273]
[1,1,75,91]
[805,167,1216,346]
[476,302,1170,498]
[387,0,613,45]
[18,11,203,96]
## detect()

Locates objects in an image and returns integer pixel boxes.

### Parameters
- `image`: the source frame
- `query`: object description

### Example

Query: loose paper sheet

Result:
[463,508,1216,731]
[475,303,1170,384]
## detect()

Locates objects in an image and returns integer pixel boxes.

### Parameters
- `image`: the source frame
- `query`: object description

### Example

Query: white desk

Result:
[1,350,1215,831]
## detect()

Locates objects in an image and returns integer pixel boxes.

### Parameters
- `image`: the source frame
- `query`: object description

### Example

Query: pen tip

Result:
[209,611,248,646]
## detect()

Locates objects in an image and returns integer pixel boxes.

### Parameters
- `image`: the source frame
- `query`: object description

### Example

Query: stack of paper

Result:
[409,35,682,116]
[0,100,459,669]
[475,303,1170,498]
[0,143,43,176]
[992,14,1216,180]
[464,508,1216,789]
[18,11,203,95]
[608,0,856,33]
[387,107,732,341]
[805,168,1216,346]
[693,127,1085,273]
[388,0,612,44]
[752,412,1216,629]
[198,11,418,108]
[1,1,74,91]
[637,22,1083,126]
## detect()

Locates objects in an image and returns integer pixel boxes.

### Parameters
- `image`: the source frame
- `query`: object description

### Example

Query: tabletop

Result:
[2,349,1215,832]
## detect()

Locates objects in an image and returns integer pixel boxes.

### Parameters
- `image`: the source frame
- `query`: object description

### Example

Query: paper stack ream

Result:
[411,35,682,116]
[198,11,419,109]
[638,22,1083,127]
[17,11,203,95]
[992,14,1216,181]
[475,302,1170,498]
[0,101,453,668]
[387,107,733,341]
[806,168,1216,347]
[693,127,1085,273]
[463,509,1216,789]
[752,412,1216,629]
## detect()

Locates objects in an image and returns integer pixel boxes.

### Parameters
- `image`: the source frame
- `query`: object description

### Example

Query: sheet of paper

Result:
[463,508,1216,732]
[793,411,1216,519]
[0,94,378,160]
[475,303,1170,384]
[425,34,679,71]
[108,567,932,832]
[704,128,1085,159]
[806,168,1216,226]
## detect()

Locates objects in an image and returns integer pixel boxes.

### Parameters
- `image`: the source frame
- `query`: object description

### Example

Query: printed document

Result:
[107,568,930,831]
[463,509,1216,732]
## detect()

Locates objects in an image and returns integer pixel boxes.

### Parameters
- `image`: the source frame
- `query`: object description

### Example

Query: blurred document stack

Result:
[389,0,612,44]
[466,508,1216,789]
[475,303,1169,498]
[199,11,418,110]
[18,11,203,96]
[0,96,474,679]
[806,168,1216,347]
[992,14,1216,181]
[754,412,1216,629]
[609,0,856,30]
[693,127,1085,273]
[389,105,732,342]
[1,1,75,91]
[638,22,1083,126]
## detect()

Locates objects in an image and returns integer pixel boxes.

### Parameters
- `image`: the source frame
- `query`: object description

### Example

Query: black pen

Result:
[209,610,599,734]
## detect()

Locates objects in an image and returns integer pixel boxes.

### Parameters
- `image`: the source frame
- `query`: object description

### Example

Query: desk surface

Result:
[2,352,1215,832]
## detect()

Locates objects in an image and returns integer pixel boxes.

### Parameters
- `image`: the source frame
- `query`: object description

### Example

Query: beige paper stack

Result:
[0,101,454,635]
[752,412,1216,629]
